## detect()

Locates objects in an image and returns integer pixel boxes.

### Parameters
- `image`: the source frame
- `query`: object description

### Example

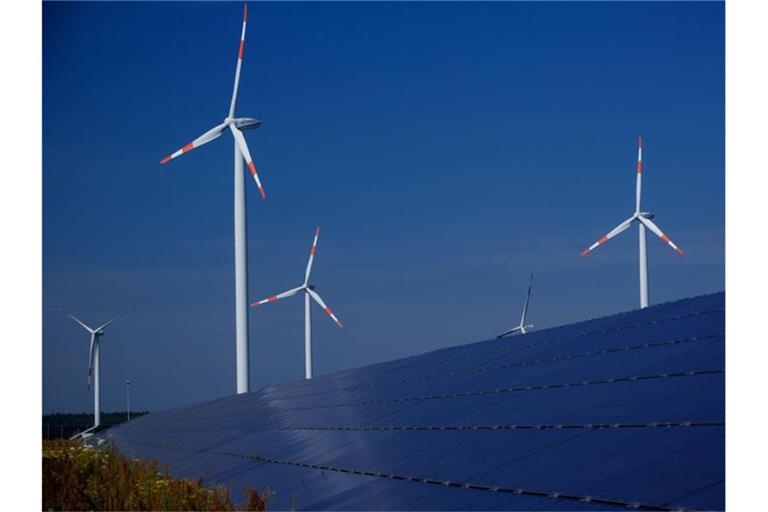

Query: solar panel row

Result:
[101,292,724,511]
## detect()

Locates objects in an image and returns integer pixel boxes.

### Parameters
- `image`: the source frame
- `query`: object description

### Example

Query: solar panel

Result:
[101,292,724,511]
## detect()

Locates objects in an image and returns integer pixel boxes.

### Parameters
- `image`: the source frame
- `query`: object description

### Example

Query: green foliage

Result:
[42,439,268,511]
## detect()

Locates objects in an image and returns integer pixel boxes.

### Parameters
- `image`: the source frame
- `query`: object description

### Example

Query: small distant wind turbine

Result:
[61,310,124,428]
[580,137,684,308]
[496,273,534,339]
[160,4,264,394]
[250,227,344,379]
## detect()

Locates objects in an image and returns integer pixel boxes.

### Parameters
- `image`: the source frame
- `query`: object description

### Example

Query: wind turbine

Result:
[159,4,263,394]
[496,273,534,339]
[580,137,684,308]
[250,227,344,379]
[61,310,124,428]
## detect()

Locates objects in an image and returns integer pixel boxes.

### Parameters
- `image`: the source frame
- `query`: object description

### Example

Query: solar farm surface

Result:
[101,292,724,511]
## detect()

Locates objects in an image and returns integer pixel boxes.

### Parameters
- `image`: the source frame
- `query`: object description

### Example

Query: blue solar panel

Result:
[100,292,724,511]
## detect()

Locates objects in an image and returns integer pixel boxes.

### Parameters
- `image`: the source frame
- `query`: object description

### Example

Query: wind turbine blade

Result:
[307,288,344,328]
[520,273,533,327]
[94,312,124,333]
[228,3,248,118]
[60,309,95,333]
[636,136,643,213]
[638,216,685,255]
[88,334,95,390]
[304,227,320,285]
[229,124,266,199]
[580,216,636,256]
[496,326,521,339]
[250,286,303,307]
[159,123,227,164]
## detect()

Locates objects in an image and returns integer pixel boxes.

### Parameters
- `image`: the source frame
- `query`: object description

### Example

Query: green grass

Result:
[43,439,269,511]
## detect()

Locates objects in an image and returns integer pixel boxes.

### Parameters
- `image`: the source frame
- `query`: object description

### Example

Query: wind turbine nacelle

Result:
[234,118,261,130]
[639,211,655,220]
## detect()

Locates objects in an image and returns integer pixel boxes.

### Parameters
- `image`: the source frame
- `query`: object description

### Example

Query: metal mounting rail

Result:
[69,425,97,441]
[140,420,725,435]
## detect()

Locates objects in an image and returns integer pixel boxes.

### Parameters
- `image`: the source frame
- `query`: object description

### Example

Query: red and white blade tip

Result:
[160,142,196,164]
[660,234,685,256]
[580,235,608,256]
[310,229,319,255]
[237,5,248,60]
[250,295,278,307]
[245,161,266,199]
[325,307,344,328]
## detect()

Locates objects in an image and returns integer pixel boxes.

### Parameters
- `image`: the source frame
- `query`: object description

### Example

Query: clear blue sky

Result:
[43,1,724,413]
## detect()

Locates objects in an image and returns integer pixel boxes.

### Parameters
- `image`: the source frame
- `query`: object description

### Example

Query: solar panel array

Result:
[101,292,724,511]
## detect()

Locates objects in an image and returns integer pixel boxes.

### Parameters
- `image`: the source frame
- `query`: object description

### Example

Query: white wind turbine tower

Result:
[61,310,124,429]
[496,273,534,339]
[581,137,684,308]
[160,4,264,394]
[251,227,344,379]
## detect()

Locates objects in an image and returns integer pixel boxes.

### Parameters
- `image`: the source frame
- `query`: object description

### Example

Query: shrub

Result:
[42,439,268,511]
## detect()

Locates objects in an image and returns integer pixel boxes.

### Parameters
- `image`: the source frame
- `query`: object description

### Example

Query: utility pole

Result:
[126,379,131,421]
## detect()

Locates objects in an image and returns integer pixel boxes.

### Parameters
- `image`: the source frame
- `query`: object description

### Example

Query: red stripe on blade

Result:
[267,296,278,302]
[661,235,671,243]
[243,4,248,22]
[247,161,256,176]
[598,236,609,245]
[258,186,266,199]
[160,156,172,164]
[238,40,244,60]
[182,143,194,153]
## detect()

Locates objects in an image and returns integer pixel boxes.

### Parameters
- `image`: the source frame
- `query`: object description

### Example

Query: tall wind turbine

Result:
[160,4,264,394]
[250,227,344,379]
[496,273,534,339]
[61,310,123,428]
[580,137,684,308]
